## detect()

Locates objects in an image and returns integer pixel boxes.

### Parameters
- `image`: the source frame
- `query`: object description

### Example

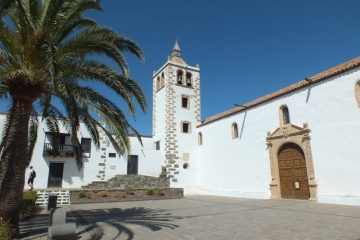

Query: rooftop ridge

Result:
[198,56,360,127]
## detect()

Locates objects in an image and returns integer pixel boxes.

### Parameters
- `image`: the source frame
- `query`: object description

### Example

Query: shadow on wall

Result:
[63,161,85,185]
[20,207,182,239]
[239,111,247,140]
[305,86,312,103]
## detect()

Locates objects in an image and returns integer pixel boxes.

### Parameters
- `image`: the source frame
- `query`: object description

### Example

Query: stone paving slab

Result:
[20,195,360,240]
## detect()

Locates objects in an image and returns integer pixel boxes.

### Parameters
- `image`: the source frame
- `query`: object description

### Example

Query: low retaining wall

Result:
[84,174,170,189]
[70,188,183,204]
[36,190,71,206]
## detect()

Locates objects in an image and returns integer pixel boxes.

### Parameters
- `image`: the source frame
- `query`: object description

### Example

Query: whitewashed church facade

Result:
[5,41,360,205]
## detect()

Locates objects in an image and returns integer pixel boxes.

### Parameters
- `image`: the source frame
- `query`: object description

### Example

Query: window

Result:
[186,72,192,87]
[161,72,165,88]
[177,70,183,85]
[355,81,360,108]
[109,153,116,158]
[280,105,290,125]
[181,121,191,133]
[182,96,189,109]
[127,155,138,175]
[155,141,160,150]
[81,138,91,153]
[232,123,239,139]
[81,138,91,157]
[198,132,203,146]
[156,77,160,91]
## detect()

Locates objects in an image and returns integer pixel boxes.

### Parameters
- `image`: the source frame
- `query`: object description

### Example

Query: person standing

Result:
[27,166,36,191]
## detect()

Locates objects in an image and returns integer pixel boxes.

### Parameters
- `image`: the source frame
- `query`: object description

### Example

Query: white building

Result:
[8,41,360,205]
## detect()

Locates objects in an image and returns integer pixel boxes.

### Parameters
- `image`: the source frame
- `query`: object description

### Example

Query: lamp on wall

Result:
[234,104,245,108]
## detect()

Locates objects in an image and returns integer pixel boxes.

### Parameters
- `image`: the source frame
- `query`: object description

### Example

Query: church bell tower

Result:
[152,41,201,186]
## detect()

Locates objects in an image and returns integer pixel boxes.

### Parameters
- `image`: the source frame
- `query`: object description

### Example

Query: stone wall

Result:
[84,174,170,189]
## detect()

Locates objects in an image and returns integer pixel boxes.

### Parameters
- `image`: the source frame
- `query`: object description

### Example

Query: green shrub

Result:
[125,186,134,195]
[0,220,9,240]
[77,190,88,198]
[99,191,108,197]
[156,188,165,196]
[117,192,126,199]
[20,192,38,219]
[22,191,37,202]
[146,188,155,195]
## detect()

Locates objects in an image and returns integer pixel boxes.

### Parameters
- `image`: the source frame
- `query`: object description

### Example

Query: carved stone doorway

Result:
[266,123,317,200]
[278,143,310,199]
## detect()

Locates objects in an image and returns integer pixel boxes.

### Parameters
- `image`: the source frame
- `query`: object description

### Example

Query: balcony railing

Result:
[43,143,74,157]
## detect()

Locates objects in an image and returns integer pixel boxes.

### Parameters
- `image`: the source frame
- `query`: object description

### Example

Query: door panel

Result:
[127,155,138,175]
[278,143,310,199]
[48,163,64,188]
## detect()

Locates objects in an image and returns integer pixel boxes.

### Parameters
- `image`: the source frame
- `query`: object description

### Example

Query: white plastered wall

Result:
[196,68,360,205]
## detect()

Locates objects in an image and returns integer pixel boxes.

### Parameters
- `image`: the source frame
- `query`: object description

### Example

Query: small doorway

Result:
[48,163,64,188]
[278,143,310,199]
[127,155,138,175]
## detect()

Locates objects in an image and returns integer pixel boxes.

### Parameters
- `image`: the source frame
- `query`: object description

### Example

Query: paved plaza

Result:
[20,195,360,239]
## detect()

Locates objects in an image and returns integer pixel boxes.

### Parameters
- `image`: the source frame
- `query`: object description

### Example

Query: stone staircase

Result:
[84,174,169,189]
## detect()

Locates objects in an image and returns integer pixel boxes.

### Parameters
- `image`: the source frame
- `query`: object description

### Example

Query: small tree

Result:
[0,0,146,237]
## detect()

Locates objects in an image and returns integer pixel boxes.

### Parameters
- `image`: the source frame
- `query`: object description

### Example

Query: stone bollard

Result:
[51,208,66,225]
[48,223,77,240]
[48,208,77,240]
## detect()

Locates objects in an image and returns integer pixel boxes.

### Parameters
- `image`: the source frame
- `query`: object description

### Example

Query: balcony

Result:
[43,143,75,157]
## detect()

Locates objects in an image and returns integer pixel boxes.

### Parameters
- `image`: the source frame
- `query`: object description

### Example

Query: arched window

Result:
[355,80,360,108]
[186,72,192,87]
[280,105,290,125]
[156,77,160,91]
[232,123,239,139]
[161,72,165,88]
[177,70,183,85]
[198,132,203,146]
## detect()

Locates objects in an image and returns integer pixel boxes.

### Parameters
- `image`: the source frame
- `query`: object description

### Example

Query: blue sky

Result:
[3,0,360,135]
[93,0,360,135]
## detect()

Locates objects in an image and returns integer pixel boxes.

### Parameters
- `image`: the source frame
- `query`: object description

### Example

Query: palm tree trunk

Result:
[0,97,33,238]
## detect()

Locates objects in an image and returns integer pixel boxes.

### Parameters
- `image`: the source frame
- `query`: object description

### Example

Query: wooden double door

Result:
[48,162,64,188]
[278,143,310,199]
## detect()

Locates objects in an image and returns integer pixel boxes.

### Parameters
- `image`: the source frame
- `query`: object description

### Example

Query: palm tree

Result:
[0,0,146,237]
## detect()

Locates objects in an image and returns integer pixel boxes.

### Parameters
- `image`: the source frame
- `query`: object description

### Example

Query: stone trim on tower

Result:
[165,66,180,182]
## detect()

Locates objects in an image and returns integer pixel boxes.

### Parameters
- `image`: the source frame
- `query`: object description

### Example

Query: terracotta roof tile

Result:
[198,56,360,127]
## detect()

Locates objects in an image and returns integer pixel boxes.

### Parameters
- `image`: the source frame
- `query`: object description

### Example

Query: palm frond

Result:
[0,0,146,170]
[56,18,97,43]
[27,109,39,164]
[77,105,100,149]
[61,60,147,114]
[0,105,13,157]
[0,0,14,15]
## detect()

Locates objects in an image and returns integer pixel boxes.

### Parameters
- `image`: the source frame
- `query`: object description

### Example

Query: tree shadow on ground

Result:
[19,213,50,239]
[20,207,181,240]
